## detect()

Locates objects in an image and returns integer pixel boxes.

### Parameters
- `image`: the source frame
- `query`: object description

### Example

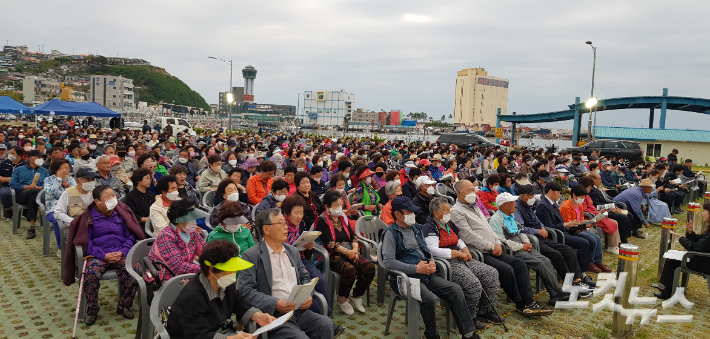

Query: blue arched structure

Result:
[496,88,710,145]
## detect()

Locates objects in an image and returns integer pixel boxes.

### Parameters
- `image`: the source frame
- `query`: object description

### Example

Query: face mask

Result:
[491,185,499,192]
[103,197,118,211]
[208,151,216,155]
[189,151,195,158]
[223,223,243,233]
[178,157,189,164]
[527,197,536,206]
[466,192,478,204]
[274,194,286,202]
[336,188,344,193]
[184,220,197,233]
[343,172,350,178]
[317,161,323,167]
[17,135,23,139]
[166,191,179,201]
[82,180,96,192]
[111,165,119,171]
[81,154,91,161]
[394,180,401,185]
[426,186,436,195]
[34,159,44,167]
[229,159,237,166]
[575,198,585,205]
[365,177,372,185]
[248,153,255,158]
[227,192,240,202]
[216,274,238,289]
[297,168,305,172]
[128,151,136,157]
[330,207,343,216]
[23,146,32,152]
[403,213,416,225]
[440,213,451,223]
[7,155,16,162]
[89,145,97,150]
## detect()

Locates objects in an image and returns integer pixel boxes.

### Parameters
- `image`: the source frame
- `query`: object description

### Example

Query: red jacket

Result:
[477,188,499,212]
[63,201,145,286]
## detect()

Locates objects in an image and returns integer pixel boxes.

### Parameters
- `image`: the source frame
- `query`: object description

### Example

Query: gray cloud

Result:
[4,0,710,129]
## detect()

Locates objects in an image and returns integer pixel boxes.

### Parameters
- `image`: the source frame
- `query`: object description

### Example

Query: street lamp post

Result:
[209,56,233,133]
[585,41,597,142]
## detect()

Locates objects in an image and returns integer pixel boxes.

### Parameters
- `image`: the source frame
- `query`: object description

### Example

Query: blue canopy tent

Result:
[0,96,31,114]
[29,99,120,117]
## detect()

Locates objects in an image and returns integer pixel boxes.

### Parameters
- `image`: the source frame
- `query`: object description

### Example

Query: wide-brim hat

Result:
[174,206,210,224]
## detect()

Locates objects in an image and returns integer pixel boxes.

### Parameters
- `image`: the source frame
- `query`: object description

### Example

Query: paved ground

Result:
[1,198,709,339]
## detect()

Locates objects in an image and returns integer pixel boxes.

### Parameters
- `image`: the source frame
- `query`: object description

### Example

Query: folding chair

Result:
[126,239,155,339]
[74,246,121,321]
[354,215,389,305]
[11,189,28,234]
[37,190,53,256]
[150,274,193,339]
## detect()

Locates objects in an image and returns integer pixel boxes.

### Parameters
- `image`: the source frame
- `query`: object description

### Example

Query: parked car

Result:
[436,133,495,148]
[561,139,644,165]
[126,117,194,135]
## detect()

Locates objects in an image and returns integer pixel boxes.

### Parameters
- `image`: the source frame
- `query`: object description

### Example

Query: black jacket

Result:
[401,180,417,200]
[535,196,565,232]
[412,192,432,225]
[680,231,710,273]
[166,273,257,339]
[297,191,324,228]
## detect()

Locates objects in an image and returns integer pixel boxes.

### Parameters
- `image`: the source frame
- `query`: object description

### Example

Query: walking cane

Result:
[72,258,88,339]
[479,287,508,332]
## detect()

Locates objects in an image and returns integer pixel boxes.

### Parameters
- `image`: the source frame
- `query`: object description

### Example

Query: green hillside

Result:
[94,64,209,110]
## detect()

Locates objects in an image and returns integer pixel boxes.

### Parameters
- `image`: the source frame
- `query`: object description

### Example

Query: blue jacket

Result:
[534,195,565,232]
[614,186,648,225]
[600,170,615,187]
[10,164,49,192]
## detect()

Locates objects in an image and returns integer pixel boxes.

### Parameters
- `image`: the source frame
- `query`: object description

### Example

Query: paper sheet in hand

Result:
[292,231,321,251]
[251,311,293,337]
[663,250,690,262]
[396,276,422,301]
[31,173,40,186]
[286,277,318,309]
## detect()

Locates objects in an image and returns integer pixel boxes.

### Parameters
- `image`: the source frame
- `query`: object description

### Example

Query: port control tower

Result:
[242,65,257,102]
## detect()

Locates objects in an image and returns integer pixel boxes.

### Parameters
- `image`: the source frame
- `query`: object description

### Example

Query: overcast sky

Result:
[4,0,710,129]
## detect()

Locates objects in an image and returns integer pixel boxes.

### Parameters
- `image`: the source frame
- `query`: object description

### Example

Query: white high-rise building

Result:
[454,68,509,126]
[300,90,354,127]
[90,75,135,111]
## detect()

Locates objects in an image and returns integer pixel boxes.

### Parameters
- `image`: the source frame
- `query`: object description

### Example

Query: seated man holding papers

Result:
[238,208,343,339]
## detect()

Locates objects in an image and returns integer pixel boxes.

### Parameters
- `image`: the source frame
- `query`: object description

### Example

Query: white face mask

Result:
[228,159,237,166]
[7,154,16,162]
[330,207,343,216]
[23,146,32,152]
[34,159,44,167]
[365,177,372,185]
[336,188,345,193]
[274,194,286,202]
[465,192,478,204]
[82,180,96,192]
[128,151,136,157]
[223,223,243,233]
[103,197,118,211]
[317,161,323,166]
[394,180,401,185]
[343,172,350,178]
[527,197,536,206]
[184,220,197,233]
[166,191,179,201]
[227,192,240,202]
[426,186,436,195]
[217,274,237,288]
[575,197,585,205]
[179,157,188,164]
[89,145,96,150]
[297,167,305,172]
[440,213,451,223]
[403,213,416,225]
[491,185,499,192]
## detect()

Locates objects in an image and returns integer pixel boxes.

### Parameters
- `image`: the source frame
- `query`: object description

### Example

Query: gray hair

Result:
[429,196,451,215]
[453,179,470,193]
[255,208,282,238]
[96,155,111,164]
[385,181,400,197]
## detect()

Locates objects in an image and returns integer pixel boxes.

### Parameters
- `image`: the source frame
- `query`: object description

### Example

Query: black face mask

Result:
[376,171,384,177]
[81,154,91,161]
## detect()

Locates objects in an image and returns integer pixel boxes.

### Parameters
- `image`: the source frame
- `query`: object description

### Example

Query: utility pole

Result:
[585,41,597,143]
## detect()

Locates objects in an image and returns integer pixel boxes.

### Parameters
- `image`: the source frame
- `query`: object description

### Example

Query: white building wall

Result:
[300,90,354,127]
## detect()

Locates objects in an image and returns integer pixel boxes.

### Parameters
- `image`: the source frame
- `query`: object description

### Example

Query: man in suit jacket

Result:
[534,181,593,273]
[238,208,336,339]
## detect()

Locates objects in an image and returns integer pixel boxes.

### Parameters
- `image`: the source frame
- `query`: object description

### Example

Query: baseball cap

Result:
[415,176,436,188]
[0,144,6,150]
[391,196,420,213]
[517,184,534,195]
[555,165,569,173]
[581,156,589,162]
[76,168,97,179]
[602,161,612,166]
[419,159,431,166]
[539,174,553,182]
[496,192,519,206]
[358,168,375,179]
[405,161,417,168]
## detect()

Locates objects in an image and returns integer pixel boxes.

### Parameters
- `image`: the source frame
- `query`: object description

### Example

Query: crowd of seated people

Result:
[2,119,704,338]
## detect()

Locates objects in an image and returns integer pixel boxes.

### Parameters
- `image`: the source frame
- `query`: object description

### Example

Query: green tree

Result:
[0,90,23,102]
[87,55,108,72]
[440,114,445,122]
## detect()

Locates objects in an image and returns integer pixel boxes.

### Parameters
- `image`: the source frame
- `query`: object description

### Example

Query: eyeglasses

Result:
[267,221,286,227]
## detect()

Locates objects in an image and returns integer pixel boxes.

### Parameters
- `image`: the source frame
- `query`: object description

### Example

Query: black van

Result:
[436,133,495,148]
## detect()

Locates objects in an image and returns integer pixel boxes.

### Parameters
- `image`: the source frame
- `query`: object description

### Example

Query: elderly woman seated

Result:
[62,185,146,326]
[147,198,208,282]
[316,191,376,315]
[210,178,253,227]
[254,178,289,215]
[206,201,255,253]
[166,240,275,339]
